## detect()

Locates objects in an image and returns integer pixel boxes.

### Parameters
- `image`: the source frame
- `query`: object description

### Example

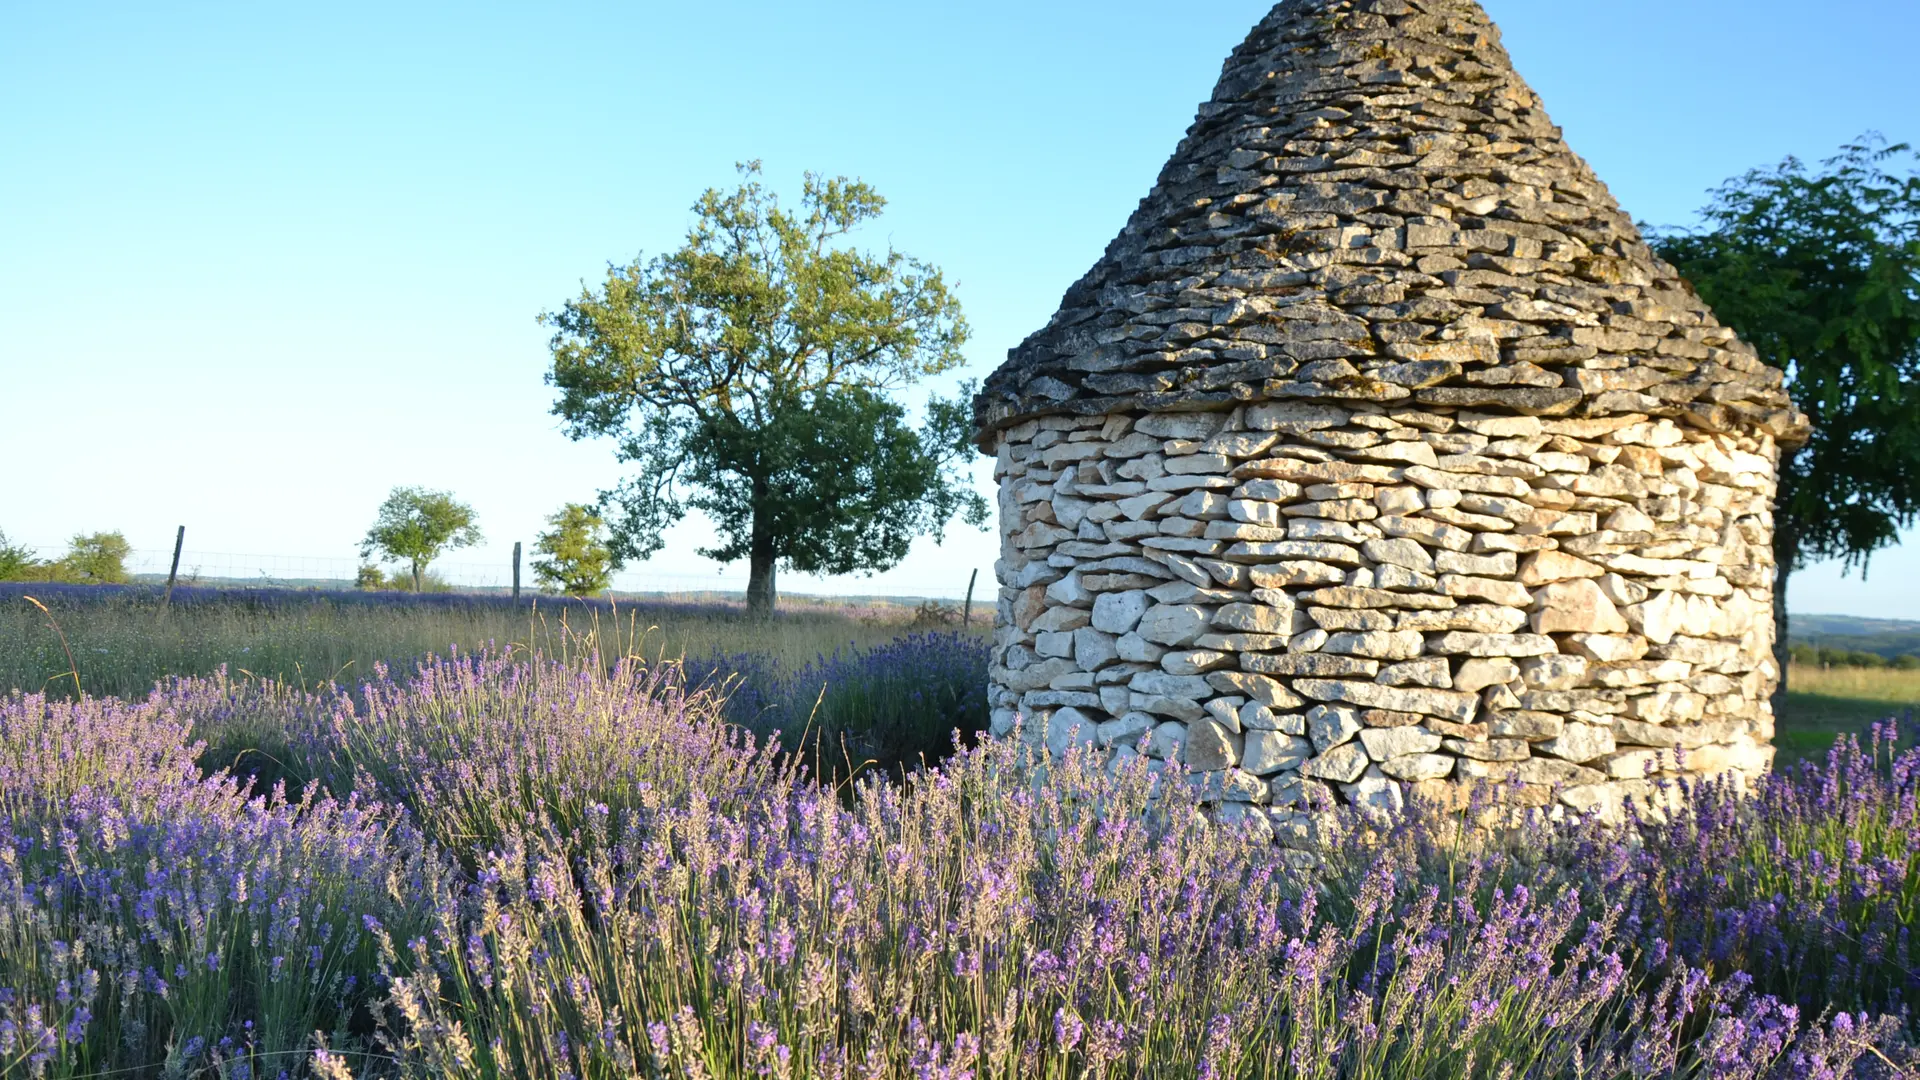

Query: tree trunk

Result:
[412,560,423,593]
[746,487,777,617]
[746,547,777,616]
[1771,537,1794,721]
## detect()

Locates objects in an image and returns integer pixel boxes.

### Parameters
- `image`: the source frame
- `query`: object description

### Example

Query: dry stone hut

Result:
[973,0,1808,834]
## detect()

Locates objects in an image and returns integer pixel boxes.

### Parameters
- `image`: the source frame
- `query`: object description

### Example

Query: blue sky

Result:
[2,0,1916,613]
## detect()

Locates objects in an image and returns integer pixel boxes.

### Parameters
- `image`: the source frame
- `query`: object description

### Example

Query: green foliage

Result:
[56,531,131,584]
[0,529,41,581]
[359,486,482,592]
[356,564,387,590]
[1652,138,1920,578]
[531,503,617,595]
[1788,641,1920,669]
[542,162,989,613]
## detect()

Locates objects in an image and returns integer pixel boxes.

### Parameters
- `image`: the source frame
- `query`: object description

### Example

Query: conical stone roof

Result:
[974,0,1806,450]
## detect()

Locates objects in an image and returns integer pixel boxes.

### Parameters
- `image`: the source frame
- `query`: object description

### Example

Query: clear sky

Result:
[2,0,1916,612]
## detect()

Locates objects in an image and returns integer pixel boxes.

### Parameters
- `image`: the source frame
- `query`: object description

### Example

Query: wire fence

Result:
[9,538,990,603]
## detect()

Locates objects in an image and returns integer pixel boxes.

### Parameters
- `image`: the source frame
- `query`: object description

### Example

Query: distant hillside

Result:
[1791,614,1920,660]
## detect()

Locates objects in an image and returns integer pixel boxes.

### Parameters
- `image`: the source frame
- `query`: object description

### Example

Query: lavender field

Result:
[4,601,1919,1077]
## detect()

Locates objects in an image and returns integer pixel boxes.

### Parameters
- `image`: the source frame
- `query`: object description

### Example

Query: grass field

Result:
[1,583,982,701]
[8,585,1915,772]
[1779,662,1920,767]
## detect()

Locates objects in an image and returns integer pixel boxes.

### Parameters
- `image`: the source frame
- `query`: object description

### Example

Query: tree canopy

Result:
[1652,137,1920,696]
[359,487,482,593]
[532,503,617,596]
[542,162,987,614]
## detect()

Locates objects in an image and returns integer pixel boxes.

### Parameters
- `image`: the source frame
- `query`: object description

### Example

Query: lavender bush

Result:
[4,641,1917,1078]
[1,692,447,1079]
[686,632,989,782]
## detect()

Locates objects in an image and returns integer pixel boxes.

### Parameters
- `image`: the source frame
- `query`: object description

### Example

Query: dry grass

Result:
[1776,662,1920,769]
[0,589,986,701]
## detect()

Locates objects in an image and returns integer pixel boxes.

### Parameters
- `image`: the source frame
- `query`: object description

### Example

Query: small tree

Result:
[543,162,988,615]
[58,532,131,584]
[0,529,40,581]
[359,487,482,592]
[531,503,618,596]
[1652,137,1920,707]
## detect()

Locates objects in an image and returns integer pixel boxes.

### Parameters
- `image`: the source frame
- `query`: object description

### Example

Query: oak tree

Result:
[1652,138,1920,703]
[532,503,617,596]
[543,163,987,614]
[359,487,482,593]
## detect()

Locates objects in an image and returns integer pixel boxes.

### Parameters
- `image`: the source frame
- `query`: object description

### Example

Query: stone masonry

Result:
[973,0,1809,839]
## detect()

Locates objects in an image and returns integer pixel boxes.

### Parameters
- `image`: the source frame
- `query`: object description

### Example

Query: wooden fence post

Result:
[163,526,185,607]
[512,541,522,600]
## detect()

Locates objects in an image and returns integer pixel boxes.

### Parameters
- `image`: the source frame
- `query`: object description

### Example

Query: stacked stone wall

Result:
[988,400,1781,839]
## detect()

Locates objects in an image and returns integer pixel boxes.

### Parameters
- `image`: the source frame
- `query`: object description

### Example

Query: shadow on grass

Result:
[1777,691,1916,770]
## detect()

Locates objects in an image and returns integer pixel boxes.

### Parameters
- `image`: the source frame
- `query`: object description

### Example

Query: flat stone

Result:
[1095,711,1157,748]
[1452,656,1520,694]
[1378,657,1452,688]
[1030,606,1092,633]
[1246,401,1350,433]
[1361,537,1436,573]
[1293,679,1480,723]
[1440,575,1534,607]
[1245,652,1380,678]
[1395,605,1530,634]
[1235,478,1304,502]
[1539,721,1616,764]
[1443,737,1529,762]
[1161,649,1231,675]
[1379,753,1455,781]
[1034,631,1074,659]
[1323,629,1425,660]
[1147,721,1188,760]
[1513,758,1607,787]
[1300,741,1370,783]
[1248,562,1348,588]
[1242,731,1314,775]
[1533,579,1629,634]
[1045,573,1091,607]
[1518,550,1605,585]
[1116,632,1165,663]
[1073,627,1121,670]
[1299,586,1456,610]
[1136,414,1227,440]
[1341,767,1406,821]
[1236,459,1403,485]
[1185,718,1240,771]
[1435,550,1517,577]
[1137,603,1213,647]
[1359,726,1442,761]
[1227,499,1282,527]
[1562,633,1649,663]
[1046,707,1099,757]
[1426,632,1557,657]
[1134,694,1207,722]
[1213,599,1294,633]
[1489,711,1564,740]
[1306,703,1362,752]
[1091,590,1151,634]
[1519,654,1590,691]
[1128,671,1214,698]
[1117,491,1176,520]
[1207,670,1306,709]
[1378,515,1473,551]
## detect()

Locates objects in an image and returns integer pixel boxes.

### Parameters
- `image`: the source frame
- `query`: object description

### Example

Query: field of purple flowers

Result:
[4,637,1919,1078]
